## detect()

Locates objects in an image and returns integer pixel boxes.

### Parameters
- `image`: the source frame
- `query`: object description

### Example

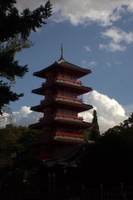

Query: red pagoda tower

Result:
[29,48,93,160]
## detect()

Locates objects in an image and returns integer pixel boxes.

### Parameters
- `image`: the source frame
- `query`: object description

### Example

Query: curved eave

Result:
[55,119,92,128]
[33,61,91,79]
[31,100,93,113]
[32,82,92,96]
[29,118,92,130]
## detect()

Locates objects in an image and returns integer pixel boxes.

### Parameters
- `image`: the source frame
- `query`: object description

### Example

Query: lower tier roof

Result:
[31,99,93,113]
[32,81,92,96]
[29,117,92,130]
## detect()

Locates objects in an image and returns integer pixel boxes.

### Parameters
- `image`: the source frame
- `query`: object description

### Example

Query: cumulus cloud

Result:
[16,0,133,26]
[105,62,112,68]
[81,60,97,68]
[100,27,133,52]
[12,106,43,127]
[102,27,133,44]
[0,113,11,128]
[84,45,91,52]
[99,42,126,52]
[79,90,127,133]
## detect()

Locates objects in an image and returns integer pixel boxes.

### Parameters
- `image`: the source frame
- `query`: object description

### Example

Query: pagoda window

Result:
[63,110,76,116]
[58,109,76,116]
[64,74,71,79]
[63,91,76,98]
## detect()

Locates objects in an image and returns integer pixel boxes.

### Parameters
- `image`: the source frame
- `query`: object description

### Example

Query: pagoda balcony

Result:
[55,94,82,103]
[56,76,82,86]
[40,95,82,104]
[55,113,83,121]
[55,131,85,139]
[39,114,83,122]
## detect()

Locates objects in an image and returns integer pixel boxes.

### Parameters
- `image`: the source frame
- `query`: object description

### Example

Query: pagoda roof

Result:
[31,99,93,113]
[42,144,84,167]
[32,81,92,96]
[33,59,91,79]
[29,117,92,130]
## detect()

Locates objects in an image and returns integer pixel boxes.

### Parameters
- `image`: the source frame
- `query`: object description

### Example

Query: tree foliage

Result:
[0,124,41,192]
[91,109,100,141]
[0,0,52,114]
[0,124,41,169]
[80,110,100,141]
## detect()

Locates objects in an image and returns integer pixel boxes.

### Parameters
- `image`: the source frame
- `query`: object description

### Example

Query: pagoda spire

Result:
[58,43,65,63]
[61,42,63,59]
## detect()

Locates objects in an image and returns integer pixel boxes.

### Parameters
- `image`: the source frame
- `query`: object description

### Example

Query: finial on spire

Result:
[58,43,65,63]
[61,42,63,59]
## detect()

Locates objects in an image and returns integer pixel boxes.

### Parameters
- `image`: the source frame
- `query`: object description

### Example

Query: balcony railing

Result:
[55,94,82,103]
[41,77,82,86]
[56,76,82,86]
[55,131,85,139]
[39,113,83,123]
[55,113,83,121]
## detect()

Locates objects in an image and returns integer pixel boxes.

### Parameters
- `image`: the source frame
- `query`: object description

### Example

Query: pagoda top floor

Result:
[33,57,91,79]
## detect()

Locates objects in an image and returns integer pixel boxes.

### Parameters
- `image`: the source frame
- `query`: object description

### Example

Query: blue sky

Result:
[3,0,133,132]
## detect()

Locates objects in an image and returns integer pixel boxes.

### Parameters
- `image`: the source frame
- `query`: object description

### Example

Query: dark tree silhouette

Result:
[91,109,100,141]
[0,0,52,114]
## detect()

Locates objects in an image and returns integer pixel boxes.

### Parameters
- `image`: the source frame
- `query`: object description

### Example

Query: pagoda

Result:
[29,48,93,160]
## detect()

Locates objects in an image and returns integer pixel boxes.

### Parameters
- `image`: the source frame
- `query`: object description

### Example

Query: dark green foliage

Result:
[91,110,100,141]
[81,110,100,141]
[0,81,23,115]
[0,0,52,114]
[0,124,41,192]
[0,124,41,169]
[0,0,52,42]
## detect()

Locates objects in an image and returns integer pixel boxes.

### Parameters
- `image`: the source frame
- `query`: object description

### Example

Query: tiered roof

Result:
[33,59,91,79]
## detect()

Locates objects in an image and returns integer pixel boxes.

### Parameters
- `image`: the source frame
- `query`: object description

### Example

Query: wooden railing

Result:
[41,77,82,86]
[39,114,83,122]
[55,131,85,139]
[56,76,82,85]
[55,113,83,121]
[55,94,82,103]
[40,96,82,105]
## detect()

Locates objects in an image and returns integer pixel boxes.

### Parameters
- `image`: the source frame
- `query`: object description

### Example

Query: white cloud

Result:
[102,27,133,44]
[79,90,127,133]
[0,113,10,128]
[81,60,97,68]
[16,0,133,26]
[105,62,112,68]
[52,0,132,26]
[99,42,126,52]
[12,106,43,127]
[84,45,91,52]
[100,27,133,52]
